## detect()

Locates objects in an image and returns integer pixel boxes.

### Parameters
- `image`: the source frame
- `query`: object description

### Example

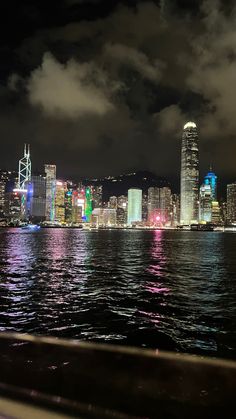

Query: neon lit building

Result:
[204,169,217,201]
[180,122,199,224]
[127,188,142,225]
[148,187,172,225]
[85,187,92,222]
[45,164,56,222]
[227,182,236,224]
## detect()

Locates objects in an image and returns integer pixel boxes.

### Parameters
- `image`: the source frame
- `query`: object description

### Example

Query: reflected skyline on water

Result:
[0,228,236,358]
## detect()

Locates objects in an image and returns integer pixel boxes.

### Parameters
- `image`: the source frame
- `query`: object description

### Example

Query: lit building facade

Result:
[0,171,18,216]
[199,182,212,223]
[204,169,217,201]
[55,181,65,223]
[92,208,116,227]
[85,187,92,222]
[109,196,117,209]
[171,194,180,225]
[127,188,142,225]
[227,183,236,224]
[148,187,172,225]
[29,175,46,222]
[45,164,56,222]
[117,195,127,226]
[91,185,102,209]
[180,122,199,224]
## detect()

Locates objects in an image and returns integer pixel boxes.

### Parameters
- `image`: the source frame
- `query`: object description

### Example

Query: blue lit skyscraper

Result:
[204,169,217,201]
[127,188,142,226]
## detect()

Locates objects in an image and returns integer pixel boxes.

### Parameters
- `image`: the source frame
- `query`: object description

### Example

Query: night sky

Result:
[0,0,235,188]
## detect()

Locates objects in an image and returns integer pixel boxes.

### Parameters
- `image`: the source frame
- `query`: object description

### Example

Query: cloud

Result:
[153,104,186,136]
[104,43,164,83]
[27,52,116,118]
[186,0,236,137]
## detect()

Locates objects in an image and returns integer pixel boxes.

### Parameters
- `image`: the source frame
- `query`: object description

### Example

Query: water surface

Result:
[0,228,236,359]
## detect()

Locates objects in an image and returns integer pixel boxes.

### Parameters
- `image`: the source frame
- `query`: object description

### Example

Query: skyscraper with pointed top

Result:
[180,122,199,224]
[18,143,31,190]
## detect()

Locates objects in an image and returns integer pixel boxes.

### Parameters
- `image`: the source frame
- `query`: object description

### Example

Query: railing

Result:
[0,333,235,418]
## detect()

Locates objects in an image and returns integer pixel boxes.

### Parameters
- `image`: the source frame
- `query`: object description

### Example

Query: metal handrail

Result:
[0,332,235,418]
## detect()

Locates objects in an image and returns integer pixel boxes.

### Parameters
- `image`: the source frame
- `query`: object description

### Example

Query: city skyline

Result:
[0,1,235,182]
[1,131,236,228]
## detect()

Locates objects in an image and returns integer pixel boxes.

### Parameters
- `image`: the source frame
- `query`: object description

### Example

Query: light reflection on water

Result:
[0,228,236,359]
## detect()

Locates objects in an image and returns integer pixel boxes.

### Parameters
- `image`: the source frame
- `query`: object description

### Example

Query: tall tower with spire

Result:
[180,122,199,224]
[18,143,31,190]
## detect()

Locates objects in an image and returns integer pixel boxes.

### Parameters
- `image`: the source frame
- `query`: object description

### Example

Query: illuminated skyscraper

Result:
[91,185,103,208]
[45,164,56,222]
[17,144,31,190]
[85,187,92,222]
[227,183,236,225]
[109,196,117,209]
[127,188,142,225]
[29,175,46,222]
[199,182,212,222]
[171,194,180,225]
[55,181,65,223]
[204,169,217,201]
[148,187,171,225]
[180,122,199,224]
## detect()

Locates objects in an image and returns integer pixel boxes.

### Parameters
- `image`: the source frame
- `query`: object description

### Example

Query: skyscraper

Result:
[45,164,56,222]
[199,182,212,222]
[85,187,92,222]
[204,169,217,201]
[29,175,46,222]
[227,183,236,225]
[180,122,199,224]
[17,144,31,190]
[148,186,172,225]
[127,188,142,226]
[55,181,65,223]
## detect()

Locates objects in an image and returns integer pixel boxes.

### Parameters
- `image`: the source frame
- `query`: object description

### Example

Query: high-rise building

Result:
[13,144,32,221]
[117,195,127,226]
[148,187,172,225]
[211,201,221,225]
[160,187,172,224]
[171,194,180,225]
[4,191,22,223]
[199,182,212,223]
[55,181,65,223]
[180,122,199,224]
[127,188,142,226]
[17,144,31,190]
[204,169,217,201]
[65,190,73,223]
[109,196,117,209]
[0,171,17,216]
[45,164,56,222]
[85,187,92,222]
[148,187,159,223]
[92,208,116,227]
[91,186,102,209]
[29,175,46,222]
[227,183,236,225]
